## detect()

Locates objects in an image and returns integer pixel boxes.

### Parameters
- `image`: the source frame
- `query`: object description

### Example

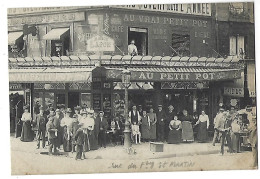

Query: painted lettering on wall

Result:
[123,14,208,28]
[112,3,211,16]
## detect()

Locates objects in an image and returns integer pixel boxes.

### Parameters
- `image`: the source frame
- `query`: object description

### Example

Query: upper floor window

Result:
[229,35,245,58]
[172,33,190,56]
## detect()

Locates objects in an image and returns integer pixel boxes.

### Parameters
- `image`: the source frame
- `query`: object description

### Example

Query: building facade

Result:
[8,3,254,132]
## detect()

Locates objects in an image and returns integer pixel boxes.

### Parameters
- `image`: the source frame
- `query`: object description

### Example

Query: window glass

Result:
[81,93,91,109]
[45,92,54,108]
[56,93,65,109]
[172,33,190,56]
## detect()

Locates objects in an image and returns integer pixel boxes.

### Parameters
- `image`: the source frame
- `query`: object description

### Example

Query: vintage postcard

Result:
[7,1,257,175]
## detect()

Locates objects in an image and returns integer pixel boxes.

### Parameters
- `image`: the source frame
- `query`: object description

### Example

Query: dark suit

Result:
[97,117,108,148]
[46,121,58,154]
[74,128,85,159]
[165,111,175,140]
[157,110,166,141]
[111,120,123,144]
[34,113,48,148]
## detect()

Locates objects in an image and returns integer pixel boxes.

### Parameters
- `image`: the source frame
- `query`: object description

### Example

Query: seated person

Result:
[111,117,123,145]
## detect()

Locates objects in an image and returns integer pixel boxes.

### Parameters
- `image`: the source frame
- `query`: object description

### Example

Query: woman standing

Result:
[141,111,150,141]
[181,110,194,142]
[195,111,210,142]
[168,116,182,144]
[147,108,157,141]
[20,105,33,142]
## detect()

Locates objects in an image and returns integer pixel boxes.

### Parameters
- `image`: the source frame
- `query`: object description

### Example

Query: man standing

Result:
[53,109,62,149]
[46,116,58,155]
[97,111,108,148]
[129,105,141,125]
[215,111,233,155]
[34,106,48,149]
[157,105,166,142]
[212,108,225,146]
[128,40,138,56]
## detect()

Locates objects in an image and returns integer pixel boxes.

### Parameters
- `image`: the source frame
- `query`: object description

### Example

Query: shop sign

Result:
[111,3,211,16]
[87,34,115,52]
[106,69,242,82]
[8,12,85,26]
[224,87,244,97]
[8,7,86,15]
[161,82,209,89]
[9,71,92,83]
[249,91,256,97]
[9,83,23,90]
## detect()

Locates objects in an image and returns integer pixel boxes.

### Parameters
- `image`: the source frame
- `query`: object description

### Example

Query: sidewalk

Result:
[10,134,225,160]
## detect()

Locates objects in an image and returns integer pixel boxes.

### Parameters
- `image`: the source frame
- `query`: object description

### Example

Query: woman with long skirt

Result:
[20,105,33,142]
[181,110,194,142]
[168,116,182,144]
[195,111,209,142]
[141,111,150,142]
[231,116,241,153]
[147,108,157,141]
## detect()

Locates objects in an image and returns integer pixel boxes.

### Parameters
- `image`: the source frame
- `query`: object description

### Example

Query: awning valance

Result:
[106,67,243,82]
[9,67,94,83]
[8,31,23,45]
[42,28,69,40]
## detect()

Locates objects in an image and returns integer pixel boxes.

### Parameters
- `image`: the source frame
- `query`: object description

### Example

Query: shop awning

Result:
[8,31,23,45]
[9,67,94,83]
[42,28,69,40]
[106,67,244,82]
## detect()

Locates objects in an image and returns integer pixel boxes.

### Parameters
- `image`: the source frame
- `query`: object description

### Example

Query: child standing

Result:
[74,126,85,160]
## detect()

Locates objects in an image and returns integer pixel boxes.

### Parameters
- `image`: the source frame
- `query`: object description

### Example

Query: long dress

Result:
[147,112,157,140]
[20,112,33,142]
[141,115,150,140]
[196,114,209,142]
[81,115,96,151]
[168,120,182,144]
[231,120,241,153]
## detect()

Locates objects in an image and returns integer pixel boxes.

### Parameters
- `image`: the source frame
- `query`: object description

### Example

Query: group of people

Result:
[18,102,257,166]
[212,106,257,158]
[127,104,210,144]
[20,104,109,160]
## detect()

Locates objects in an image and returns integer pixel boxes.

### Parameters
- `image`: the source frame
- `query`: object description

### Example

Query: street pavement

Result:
[10,135,257,175]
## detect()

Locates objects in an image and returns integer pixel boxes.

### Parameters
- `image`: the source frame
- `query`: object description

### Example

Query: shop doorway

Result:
[68,92,79,111]
[128,92,154,111]
[128,27,148,55]
[163,91,194,115]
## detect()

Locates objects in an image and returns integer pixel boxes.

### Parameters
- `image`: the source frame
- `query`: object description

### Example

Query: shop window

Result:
[229,36,245,57]
[81,93,91,108]
[172,33,190,56]
[51,38,70,57]
[56,93,65,109]
[68,92,80,110]
[103,94,112,119]
[42,28,70,57]
[113,93,125,120]
[45,92,55,108]
[128,27,148,55]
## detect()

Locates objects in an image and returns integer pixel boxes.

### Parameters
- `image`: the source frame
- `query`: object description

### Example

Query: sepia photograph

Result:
[5,0,258,175]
